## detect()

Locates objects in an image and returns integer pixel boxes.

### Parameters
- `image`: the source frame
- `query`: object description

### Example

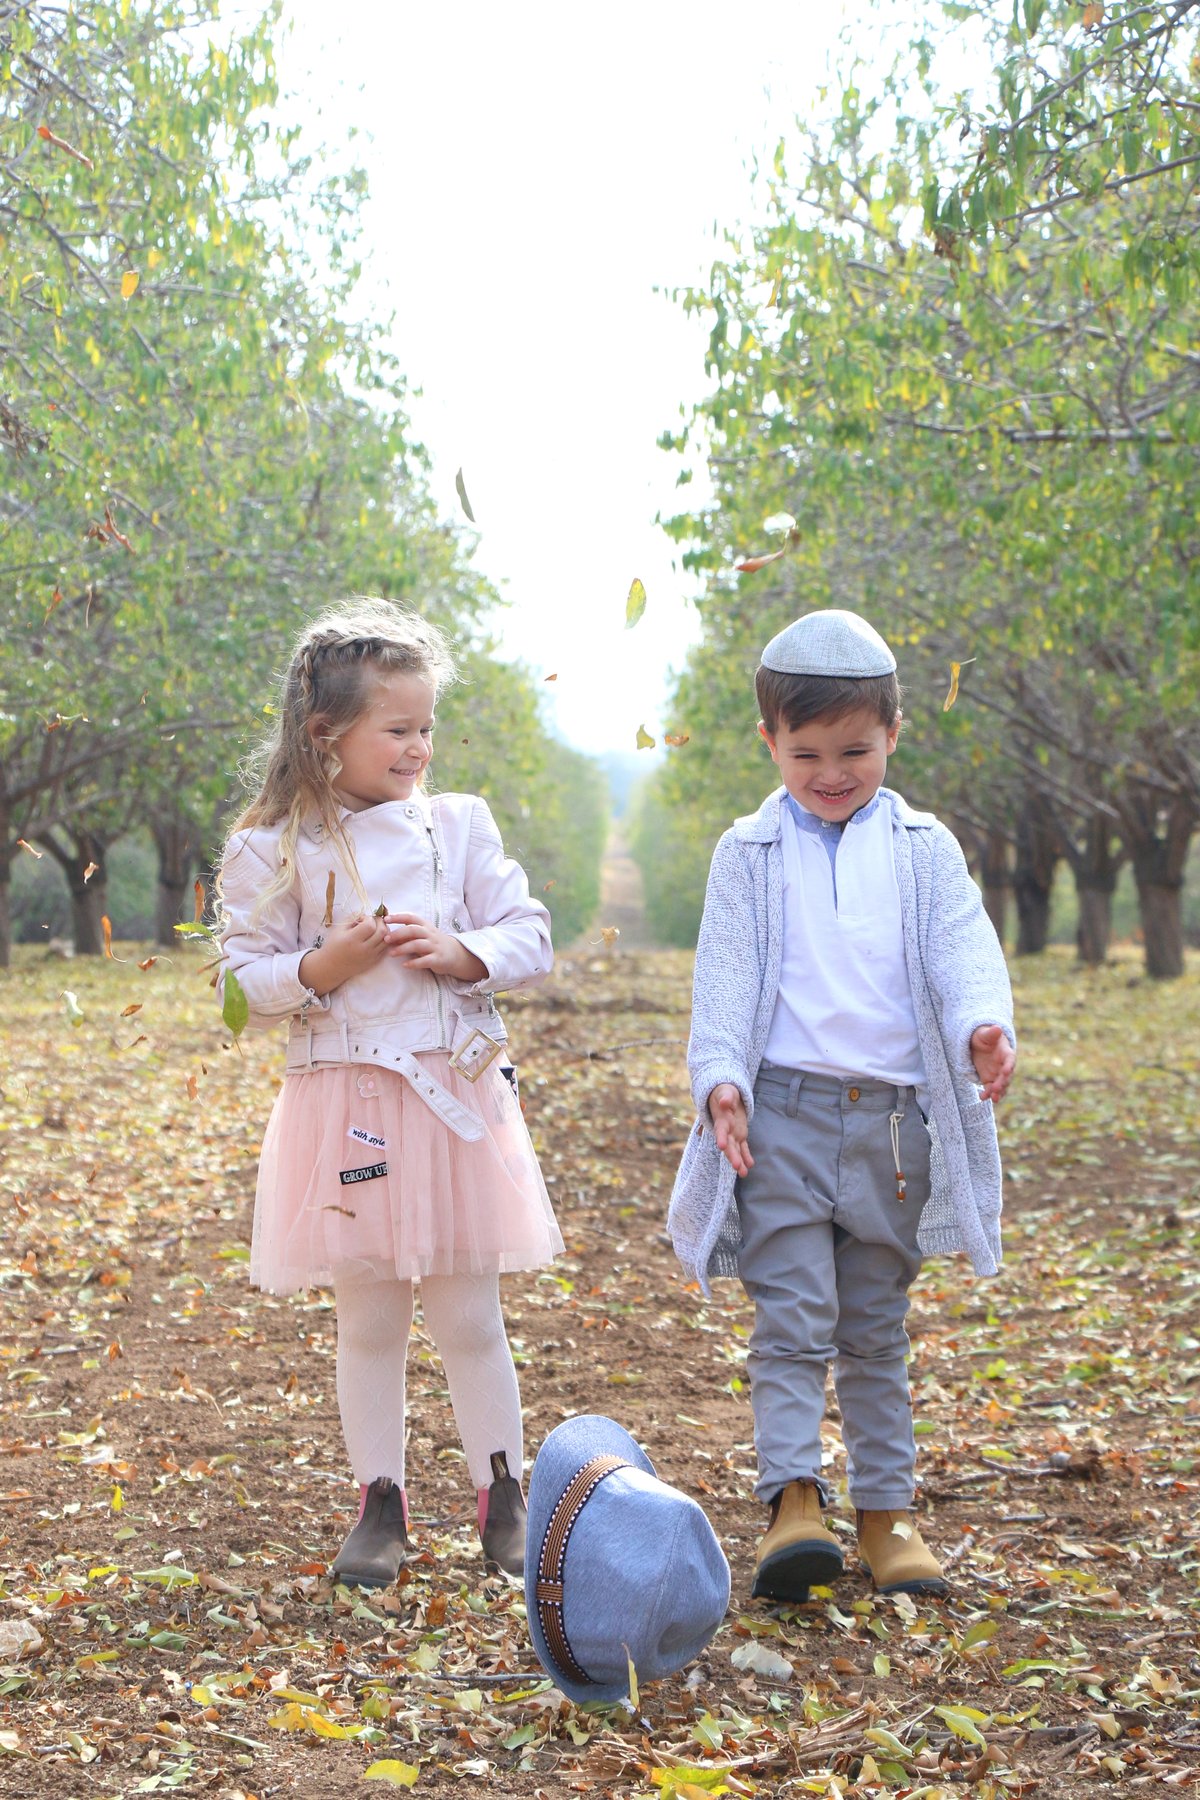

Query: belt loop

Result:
[302,1021,315,1071]
[786,1071,804,1119]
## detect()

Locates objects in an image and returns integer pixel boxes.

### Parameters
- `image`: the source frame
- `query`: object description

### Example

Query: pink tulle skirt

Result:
[250,1054,563,1294]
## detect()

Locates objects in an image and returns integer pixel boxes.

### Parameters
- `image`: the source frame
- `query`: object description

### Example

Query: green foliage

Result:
[0,3,605,958]
[638,0,1200,969]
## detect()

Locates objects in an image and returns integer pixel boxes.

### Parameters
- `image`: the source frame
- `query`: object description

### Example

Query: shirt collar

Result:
[785,790,882,836]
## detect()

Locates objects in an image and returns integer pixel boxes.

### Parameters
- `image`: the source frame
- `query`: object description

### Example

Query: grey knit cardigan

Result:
[668,786,1015,1294]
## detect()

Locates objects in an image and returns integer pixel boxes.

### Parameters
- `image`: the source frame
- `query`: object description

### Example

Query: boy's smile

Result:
[760,705,901,821]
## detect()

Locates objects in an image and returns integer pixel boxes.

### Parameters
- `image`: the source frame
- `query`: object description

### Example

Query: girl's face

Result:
[318,669,436,813]
[760,704,900,821]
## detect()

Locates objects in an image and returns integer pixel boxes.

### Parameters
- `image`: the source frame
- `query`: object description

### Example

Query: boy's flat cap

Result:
[760,609,896,677]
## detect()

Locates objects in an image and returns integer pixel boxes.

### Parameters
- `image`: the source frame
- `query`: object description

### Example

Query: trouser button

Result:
[848,1086,861,1102]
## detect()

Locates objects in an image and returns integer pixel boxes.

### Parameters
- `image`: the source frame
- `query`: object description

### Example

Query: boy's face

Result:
[760,704,901,822]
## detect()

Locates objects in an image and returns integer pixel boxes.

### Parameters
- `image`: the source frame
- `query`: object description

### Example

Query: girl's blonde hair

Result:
[223,597,457,910]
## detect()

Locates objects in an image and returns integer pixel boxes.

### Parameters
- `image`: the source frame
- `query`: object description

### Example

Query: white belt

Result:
[284,1028,485,1143]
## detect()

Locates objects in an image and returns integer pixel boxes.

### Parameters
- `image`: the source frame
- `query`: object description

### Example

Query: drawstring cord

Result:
[889,1109,907,1203]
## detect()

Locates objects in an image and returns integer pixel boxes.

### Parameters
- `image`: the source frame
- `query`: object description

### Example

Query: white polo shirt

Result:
[763,792,927,1094]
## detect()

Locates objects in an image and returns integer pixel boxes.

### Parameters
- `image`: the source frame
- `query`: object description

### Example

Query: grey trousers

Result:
[735,1065,932,1510]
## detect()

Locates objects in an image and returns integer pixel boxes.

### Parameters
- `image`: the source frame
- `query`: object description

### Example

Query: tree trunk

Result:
[1013,795,1058,956]
[1072,814,1121,968]
[40,829,107,956]
[1136,878,1185,979]
[152,815,197,945]
[980,827,1010,947]
[1120,787,1196,981]
[0,862,10,969]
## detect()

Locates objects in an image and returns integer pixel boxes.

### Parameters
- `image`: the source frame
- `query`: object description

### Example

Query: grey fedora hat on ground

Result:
[525,1415,730,1705]
[760,608,897,678]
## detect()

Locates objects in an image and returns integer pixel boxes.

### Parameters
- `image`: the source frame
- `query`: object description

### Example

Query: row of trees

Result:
[0,2,605,959]
[637,0,1200,976]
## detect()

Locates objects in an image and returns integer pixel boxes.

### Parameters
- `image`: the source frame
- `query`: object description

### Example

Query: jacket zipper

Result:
[427,824,448,1047]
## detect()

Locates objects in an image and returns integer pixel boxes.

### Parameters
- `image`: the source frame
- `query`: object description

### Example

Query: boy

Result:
[668,609,1015,1600]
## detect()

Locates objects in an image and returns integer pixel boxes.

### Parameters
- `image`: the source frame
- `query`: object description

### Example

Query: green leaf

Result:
[454,467,475,523]
[625,576,648,629]
[222,969,249,1039]
[933,1705,988,1747]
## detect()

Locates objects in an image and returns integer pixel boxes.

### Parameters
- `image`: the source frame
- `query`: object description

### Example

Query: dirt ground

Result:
[0,941,1198,1798]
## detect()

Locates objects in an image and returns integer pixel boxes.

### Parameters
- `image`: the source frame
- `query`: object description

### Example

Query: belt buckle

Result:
[448,1027,503,1083]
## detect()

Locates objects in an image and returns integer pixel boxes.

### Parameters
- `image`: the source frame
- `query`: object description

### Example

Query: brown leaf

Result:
[664,732,690,747]
[193,879,205,923]
[83,861,99,882]
[323,871,336,928]
[544,672,558,682]
[120,1003,143,1019]
[16,839,43,859]
[36,122,95,170]
[102,915,128,962]
[138,955,159,970]
[186,1073,199,1101]
[1083,2,1104,26]
[735,549,786,573]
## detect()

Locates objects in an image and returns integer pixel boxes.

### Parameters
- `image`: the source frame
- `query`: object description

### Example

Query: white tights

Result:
[333,1271,523,1492]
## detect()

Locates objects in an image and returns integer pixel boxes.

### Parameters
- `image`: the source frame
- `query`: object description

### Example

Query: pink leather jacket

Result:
[219,790,552,1140]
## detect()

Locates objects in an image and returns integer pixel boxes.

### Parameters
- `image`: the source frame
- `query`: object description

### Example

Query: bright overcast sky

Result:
[277,1,853,757]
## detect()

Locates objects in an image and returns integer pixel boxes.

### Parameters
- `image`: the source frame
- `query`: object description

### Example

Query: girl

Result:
[219,598,562,1588]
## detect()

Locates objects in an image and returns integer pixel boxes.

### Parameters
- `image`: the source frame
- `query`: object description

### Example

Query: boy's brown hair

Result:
[755,667,902,737]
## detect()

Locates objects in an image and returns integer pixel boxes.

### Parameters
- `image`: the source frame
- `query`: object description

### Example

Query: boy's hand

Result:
[299,913,390,995]
[708,1083,755,1176]
[970,1024,1016,1103]
[385,912,488,984]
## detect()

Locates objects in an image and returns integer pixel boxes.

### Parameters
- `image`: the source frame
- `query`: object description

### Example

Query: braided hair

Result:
[221,598,457,913]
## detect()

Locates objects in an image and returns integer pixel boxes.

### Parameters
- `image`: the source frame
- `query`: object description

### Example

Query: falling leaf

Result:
[943,655,975,712]
[61,989,84,1027]
[735,549,786,574]
[186,1073,199,1100]
[625,577,647,629]
[323,871,336,928]
[543,879,557,891]
[120,270,140,299]
[138,955,159,970]
[222,969,249,1040]
[83,861,99,882]
[43,586,63,624]
[664,732,690,747]
[111,1484,124,1512]
[635,723,656,750]
[544,672,558,682]
[455,467,475,523]
[16,839,43,859]
[101,915,128,962]
[36,122,95,169]
[460,736,469,745]
[193,879,205,923]
[363,1761,420,1787]
[600,926,620,946]
[120,1003,143,1019]
[762,511,797,534]
[1083,1,1104,24]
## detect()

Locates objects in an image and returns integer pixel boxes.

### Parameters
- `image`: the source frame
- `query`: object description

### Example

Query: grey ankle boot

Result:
[331,1478,409,1589]
[480,1450,527,1576]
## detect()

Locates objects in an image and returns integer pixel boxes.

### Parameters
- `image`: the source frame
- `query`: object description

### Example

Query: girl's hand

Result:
[299,913,390,996]
[708,1082,755,1177]
[970,1024,1016,1103]
[385,912,488,984]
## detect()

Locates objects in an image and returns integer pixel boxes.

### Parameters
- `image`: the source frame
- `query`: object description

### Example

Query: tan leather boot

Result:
[751,1480,843,1602]
[856,1509,947,1596]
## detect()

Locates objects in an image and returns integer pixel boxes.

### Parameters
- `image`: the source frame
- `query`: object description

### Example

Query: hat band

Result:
[534,1453,630,1688]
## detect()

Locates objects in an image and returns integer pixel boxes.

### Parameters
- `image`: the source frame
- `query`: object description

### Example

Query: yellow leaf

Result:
[625,577,647,629]
[363,1761,419,1787]
[120,270,140,300]
[635,723,656,750]
[147,246,161,268]
[943,662,961,712]
[308,1711,356,1738]
[110,1484,123,1512]
[599,926,620,946]
[933,1705,987,1747]
[626,1648,639,1708]
[268,1703,308,1732]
